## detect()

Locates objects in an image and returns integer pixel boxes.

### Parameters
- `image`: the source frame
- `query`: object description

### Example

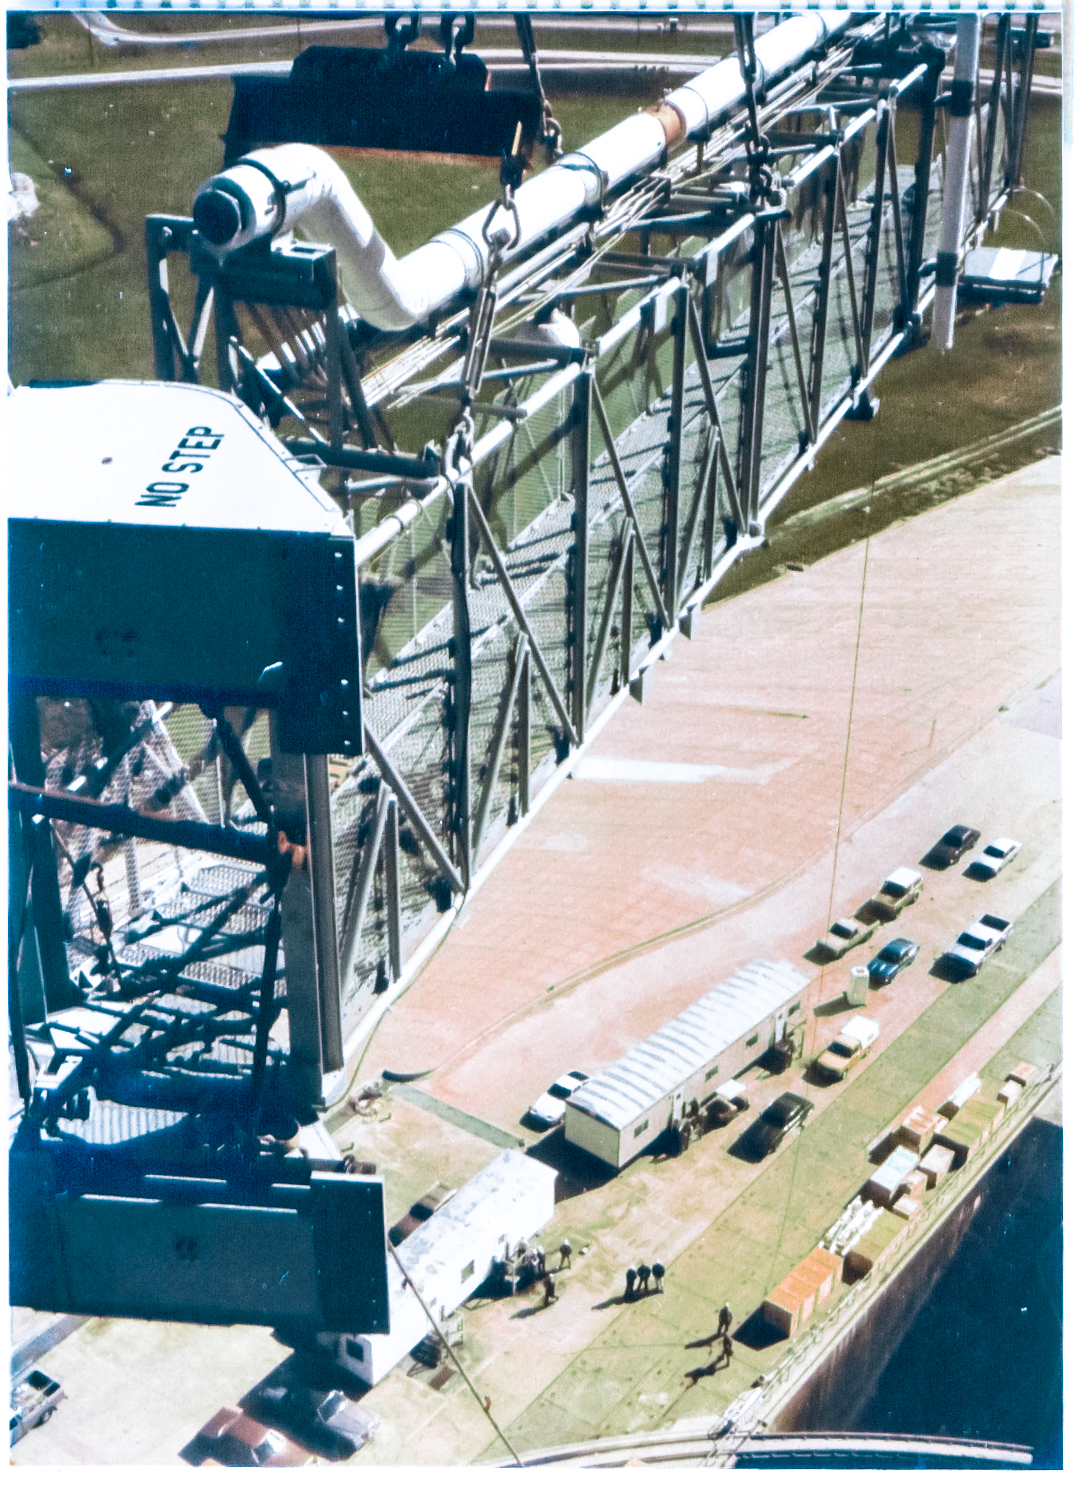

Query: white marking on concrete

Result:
[572,757,795,785]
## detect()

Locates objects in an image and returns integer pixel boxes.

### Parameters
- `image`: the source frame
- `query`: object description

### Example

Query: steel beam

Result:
[450,477,474,889]
[662,283,688,615]
[570,369,592,739]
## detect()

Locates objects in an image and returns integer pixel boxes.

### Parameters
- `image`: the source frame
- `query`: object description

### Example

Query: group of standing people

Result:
[623,1262,666,1300]
[500,1239,577,1306]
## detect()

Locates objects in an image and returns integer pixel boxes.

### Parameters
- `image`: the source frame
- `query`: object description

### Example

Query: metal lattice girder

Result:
[129,13,1043,1053]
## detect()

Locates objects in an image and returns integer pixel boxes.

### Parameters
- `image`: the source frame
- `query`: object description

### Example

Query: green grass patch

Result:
[8,130,115,291]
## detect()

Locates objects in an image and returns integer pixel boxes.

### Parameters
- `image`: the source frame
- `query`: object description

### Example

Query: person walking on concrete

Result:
[559,1240,573,1271]
[717,1302,733,1337]
[637,1263,652,1294]
[624,1267,637,1301]
[543,1273,557,1307]
[652,1262,665,1292]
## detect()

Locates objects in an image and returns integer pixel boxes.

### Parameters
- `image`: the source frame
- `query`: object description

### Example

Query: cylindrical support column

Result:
[932,13,981,352]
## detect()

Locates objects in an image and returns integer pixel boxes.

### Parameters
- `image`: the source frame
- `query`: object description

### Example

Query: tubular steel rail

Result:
[500,1428,1034,1467]
[12,14,1046,1117]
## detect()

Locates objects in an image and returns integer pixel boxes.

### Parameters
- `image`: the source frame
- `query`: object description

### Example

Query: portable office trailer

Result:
[564,961,808,1170]
[320,1149,555,1386]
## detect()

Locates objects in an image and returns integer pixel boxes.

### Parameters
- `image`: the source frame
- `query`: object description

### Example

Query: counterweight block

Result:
[224,46,543,164]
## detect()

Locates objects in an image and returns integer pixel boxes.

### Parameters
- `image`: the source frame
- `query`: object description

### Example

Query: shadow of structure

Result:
[813,994,854,1019]
[929,955,971,984]
[734,1306,789,1352]
[524,1127,615,1199]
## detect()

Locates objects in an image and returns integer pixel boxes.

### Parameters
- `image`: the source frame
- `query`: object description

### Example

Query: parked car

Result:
[815,1016,880,1082]
[941,913,1012,977]
[257,1385,378,1454]
[927,824,981,867]
[867,937,919,985]
[744,1092,813,1158]
[967,837,1021,879]
[412,1182,457,1220]
[814,917,874,960]
[869,867,923,921]
[10,1370,64,1446]
[703,1078,750,1128]
[196,1406,314,1468]
[527,1070,589,1127]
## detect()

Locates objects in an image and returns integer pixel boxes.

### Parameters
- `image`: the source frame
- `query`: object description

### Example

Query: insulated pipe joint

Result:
[189,12,853,333]
[194,148,325,257]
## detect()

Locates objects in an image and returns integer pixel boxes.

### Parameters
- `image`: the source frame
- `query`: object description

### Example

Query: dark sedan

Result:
[743,1092,813,1159]
[928,824,981,867]
[867,937,919,985]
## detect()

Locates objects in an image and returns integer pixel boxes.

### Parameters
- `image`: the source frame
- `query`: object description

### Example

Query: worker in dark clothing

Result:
[637,1263,652,1294]
[652,1262,665,1292]
[624,1267,637,1301]
[718,1302,733,1336]
[536,1245,547,1277]
[721,1333,734,1366]
[543,1273,557,1306]
[559,1240,573,1270]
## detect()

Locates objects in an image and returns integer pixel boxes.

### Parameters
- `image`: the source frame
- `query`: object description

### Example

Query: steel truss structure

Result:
[14,13,1046,1122]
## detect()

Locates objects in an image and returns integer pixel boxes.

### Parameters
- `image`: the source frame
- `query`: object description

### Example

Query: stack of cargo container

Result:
[934,1084,1004,1165]
[842,1209,908,1282]
[763,1248,843,1337]
[895,1104,947,1154]
[916,1142,955,1188]
[865,1146,920,1206]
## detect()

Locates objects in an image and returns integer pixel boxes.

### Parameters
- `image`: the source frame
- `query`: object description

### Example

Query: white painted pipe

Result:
[193,10,851,331]
[932,14,981,352]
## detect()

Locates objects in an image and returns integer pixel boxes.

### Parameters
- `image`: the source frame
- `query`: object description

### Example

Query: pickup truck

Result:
[870,867,923,921]
[942,913,1012,977]
[815,917,875,960]
[10,1370,64,1446]
[815,1016,880,1082]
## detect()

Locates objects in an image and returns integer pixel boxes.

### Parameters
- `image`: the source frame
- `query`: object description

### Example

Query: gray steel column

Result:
[570,369,592,737]
[449,477,473,890]
[905,54,946,325]
[8,691,75,1015]
[980,16,1008,220]
[517,647,532,820]
[741,218,777,528]
[270,720,326,1105]
[385,796,401,983]
[304,753,343,1074]
[663,283,688,616]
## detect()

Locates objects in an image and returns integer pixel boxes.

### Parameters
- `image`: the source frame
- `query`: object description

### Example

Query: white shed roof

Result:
[399,1149,554,1296]
[567,960,808,1131]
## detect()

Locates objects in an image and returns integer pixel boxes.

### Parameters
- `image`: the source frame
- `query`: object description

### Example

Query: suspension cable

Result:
[387,1241,523,1465]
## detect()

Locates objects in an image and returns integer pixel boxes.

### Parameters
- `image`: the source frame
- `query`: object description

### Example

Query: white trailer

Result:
[318,1149,555,1387]
[563,960,808,1170]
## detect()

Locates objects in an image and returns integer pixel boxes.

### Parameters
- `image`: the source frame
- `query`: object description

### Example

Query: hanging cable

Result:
[387,1242,523,1465]
[764,532,871,1298]
[514,12,563,164]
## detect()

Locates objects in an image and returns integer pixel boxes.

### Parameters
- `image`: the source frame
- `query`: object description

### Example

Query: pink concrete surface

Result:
[364,458,1060,1129]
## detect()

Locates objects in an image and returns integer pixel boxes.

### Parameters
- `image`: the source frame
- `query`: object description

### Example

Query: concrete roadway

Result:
[11,457,1061,1467]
